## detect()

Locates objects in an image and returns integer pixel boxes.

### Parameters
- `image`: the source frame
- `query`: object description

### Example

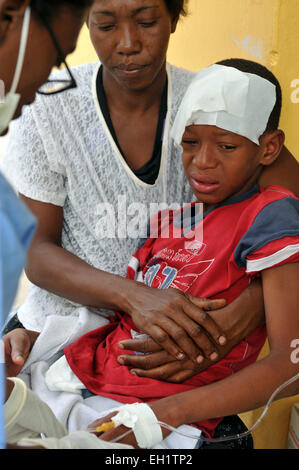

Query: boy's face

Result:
[182,125,263,208]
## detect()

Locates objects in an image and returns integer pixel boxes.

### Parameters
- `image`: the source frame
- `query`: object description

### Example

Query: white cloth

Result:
[0,62,195,332]
[171,64,277,146]
[5,377,133,449]
[19,309,202,449]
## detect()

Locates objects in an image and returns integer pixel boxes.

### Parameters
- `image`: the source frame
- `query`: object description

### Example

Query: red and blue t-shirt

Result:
[65,185,299,437]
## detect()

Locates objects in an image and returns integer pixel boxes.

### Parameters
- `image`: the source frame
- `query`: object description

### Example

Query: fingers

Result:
[183,297,227,346]
[188,296,226,312]
[128,361,194,381]
[118,336,161,354]
[4,329,31,365]
[117,350,176,369]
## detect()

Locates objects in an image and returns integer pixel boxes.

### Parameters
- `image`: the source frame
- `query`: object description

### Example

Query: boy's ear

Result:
[259,130,285,166]
[0,0,30,42]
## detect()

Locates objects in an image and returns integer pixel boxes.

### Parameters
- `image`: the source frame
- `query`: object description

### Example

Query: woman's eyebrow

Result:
[132,5,159,16]
[92,5,159,17]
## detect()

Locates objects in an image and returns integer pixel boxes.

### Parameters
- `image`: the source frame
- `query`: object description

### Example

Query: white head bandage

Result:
[112,403,163,448]
[171,64,277,146]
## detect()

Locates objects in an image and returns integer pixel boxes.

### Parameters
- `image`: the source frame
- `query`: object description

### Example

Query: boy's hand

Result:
[117,336,233,383]
[128,286,227,363]
[120,280,265,380]
[88,413,139,448]
[3,328,39,377]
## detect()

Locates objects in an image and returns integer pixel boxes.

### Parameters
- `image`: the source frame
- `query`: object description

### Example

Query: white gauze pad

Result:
[112,403,163,448]
[171,64,277,146]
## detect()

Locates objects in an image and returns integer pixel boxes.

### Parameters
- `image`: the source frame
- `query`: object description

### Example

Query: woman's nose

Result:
[117,24,141,56]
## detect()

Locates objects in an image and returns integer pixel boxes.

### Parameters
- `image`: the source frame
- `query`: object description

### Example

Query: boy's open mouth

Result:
[190,176,220,194]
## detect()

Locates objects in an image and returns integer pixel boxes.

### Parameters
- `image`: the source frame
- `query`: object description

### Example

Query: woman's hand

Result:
[3,328,39,377]
[126,284,227,363]
[118,279,265,381]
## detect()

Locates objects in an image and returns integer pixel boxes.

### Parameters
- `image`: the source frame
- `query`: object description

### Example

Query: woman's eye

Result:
[182,139,197,146]
[221,145,237,150]
[96,24,115,31]
[139,21,157,28]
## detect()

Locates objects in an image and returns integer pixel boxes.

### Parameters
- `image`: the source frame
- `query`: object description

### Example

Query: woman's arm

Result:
[259,146,299,196]
[21,195,227,362]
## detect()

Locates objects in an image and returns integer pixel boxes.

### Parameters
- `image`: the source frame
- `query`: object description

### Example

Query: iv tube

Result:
[111,372,299,445]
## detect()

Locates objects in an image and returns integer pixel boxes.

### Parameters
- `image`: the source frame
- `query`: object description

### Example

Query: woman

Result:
[0,0,133,450]
[2,0,299,446]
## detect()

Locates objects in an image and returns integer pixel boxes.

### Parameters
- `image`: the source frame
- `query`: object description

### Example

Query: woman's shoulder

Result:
[50,61,99,88]
[167,63,197,85]
[167,63,197,110]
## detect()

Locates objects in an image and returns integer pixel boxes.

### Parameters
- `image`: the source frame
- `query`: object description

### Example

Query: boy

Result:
[39,59,299,447]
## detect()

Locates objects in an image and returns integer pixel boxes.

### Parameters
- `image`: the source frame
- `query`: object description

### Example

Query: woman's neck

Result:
[102,64,167,114]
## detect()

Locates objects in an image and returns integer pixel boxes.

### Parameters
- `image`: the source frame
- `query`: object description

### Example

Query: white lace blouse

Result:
[1,62,196,332]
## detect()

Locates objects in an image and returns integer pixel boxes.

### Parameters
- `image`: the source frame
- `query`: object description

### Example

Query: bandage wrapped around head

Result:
[171,64,277,146]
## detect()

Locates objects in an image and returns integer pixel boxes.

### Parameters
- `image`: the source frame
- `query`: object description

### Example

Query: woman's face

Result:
[0,4,86,123]
[88,0,178,92]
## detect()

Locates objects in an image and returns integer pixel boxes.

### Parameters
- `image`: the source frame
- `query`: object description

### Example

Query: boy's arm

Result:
[259,146,299,196]
[99,262,299,446]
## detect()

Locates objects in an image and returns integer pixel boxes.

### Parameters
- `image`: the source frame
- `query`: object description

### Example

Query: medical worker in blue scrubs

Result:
[0,0,93,449]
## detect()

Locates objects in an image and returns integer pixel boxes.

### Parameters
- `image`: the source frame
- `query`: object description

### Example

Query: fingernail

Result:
[118,343,124,349]
[176,352,185,360]
[130,370,137,375]
[218,336,226,345]
[210,352,218,361]
[196,355,204,364]
[14,355,23,362]
[117,356,125,364]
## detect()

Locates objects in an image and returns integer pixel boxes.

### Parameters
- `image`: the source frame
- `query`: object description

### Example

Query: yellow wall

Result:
[69,0,299,162]
[68,0,299,448]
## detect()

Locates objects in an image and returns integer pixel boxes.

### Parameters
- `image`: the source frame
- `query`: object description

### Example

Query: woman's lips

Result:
[190,177,220,194]
[115,64,148,77]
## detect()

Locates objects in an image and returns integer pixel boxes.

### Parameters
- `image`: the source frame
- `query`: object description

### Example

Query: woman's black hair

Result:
[164,0,188,20]
[216,58,282,132]
[30,0,93,23]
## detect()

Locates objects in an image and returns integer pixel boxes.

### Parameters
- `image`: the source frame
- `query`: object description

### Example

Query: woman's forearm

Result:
[26,240,138,312]
[259,146,299,196]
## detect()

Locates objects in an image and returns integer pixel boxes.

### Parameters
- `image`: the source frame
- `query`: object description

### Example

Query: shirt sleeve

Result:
[0,99,67,207]
[234,196,299,274]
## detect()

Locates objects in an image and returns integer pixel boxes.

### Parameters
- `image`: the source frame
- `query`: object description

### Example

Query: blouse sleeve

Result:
[0,100,67,207]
